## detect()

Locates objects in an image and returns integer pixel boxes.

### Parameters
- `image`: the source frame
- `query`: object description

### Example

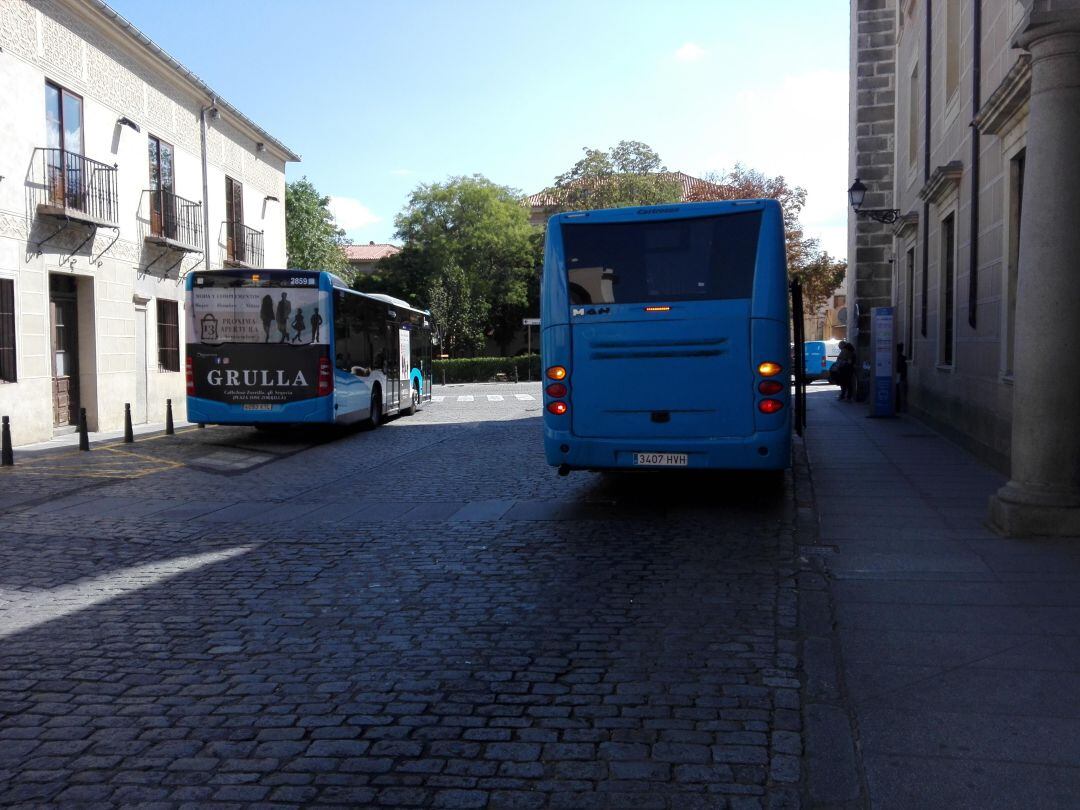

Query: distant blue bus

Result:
[540,200,791,474]
[185,269,434,427]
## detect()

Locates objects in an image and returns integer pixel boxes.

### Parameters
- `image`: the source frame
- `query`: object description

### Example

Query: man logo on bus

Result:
[572,307,610,317]
[201,313,218,342]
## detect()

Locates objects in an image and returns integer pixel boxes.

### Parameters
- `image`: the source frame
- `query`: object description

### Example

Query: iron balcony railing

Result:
[147,188,203,251]
[225,220,264,268]
[36,147,119,226]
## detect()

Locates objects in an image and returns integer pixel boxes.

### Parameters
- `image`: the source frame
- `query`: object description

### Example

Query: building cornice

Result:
[974,54,1032,136]
[918,161,964,205]
[892,211,919,238]
[69,0,301,164]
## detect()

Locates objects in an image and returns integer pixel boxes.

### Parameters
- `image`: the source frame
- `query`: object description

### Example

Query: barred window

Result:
[0,279,15,383]
[157,299,179,372]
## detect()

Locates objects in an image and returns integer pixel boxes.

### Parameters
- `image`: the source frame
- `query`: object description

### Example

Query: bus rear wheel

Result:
[365,393,382,430]
[402,381,420,416]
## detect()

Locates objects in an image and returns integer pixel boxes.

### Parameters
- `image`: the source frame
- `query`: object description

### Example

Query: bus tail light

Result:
[758,380,784,395]
[546,365,568,381]
[546,382,567,398]
[317,356,333,397]
[547,401,568,416]
[757,361,783,377]
[185,357,194,395]
[758,398,784,414]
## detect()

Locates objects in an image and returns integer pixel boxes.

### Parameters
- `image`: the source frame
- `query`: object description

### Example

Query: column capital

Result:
[1016,3,1080,51]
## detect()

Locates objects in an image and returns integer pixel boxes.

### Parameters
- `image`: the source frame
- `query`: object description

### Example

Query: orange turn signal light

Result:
[547,401,568,415]
[546,366,567,381]
[644,306,671,312]
[758,361,783,377]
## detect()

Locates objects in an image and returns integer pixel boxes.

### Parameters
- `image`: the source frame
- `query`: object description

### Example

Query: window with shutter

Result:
[157,299,180,372]
[0,279,15,383]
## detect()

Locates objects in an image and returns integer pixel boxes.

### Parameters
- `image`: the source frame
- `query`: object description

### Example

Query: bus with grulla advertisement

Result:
[185,269,435,427]
[540,199,792,476]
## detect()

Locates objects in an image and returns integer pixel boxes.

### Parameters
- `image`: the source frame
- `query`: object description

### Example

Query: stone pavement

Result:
[800,387,1080,809]
[0,382,804,809]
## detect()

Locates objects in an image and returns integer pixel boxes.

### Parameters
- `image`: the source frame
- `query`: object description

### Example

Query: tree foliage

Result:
[542,140,683,212]
[365,175,535,356]
[685,164,846,315]
[285,177,349,277]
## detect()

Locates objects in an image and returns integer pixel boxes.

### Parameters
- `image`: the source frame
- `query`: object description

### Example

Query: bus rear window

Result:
[561,211,762,305]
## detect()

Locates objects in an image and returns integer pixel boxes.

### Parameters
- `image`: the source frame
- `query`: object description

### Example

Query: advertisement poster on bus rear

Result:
[187,284,330,405]
[188,286,330,346]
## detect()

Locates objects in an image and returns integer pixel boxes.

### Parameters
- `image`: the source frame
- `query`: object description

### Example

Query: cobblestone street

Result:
[0,382,804,809]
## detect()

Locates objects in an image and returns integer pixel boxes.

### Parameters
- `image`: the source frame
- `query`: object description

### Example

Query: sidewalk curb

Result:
[792,432,867,809]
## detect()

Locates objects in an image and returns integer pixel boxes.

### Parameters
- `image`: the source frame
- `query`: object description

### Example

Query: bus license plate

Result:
[243,404,273,411]
[633,452,688,467]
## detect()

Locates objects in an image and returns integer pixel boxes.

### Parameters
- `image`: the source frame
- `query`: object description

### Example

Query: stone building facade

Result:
[848,0,1080,535]
[0,0,299,446]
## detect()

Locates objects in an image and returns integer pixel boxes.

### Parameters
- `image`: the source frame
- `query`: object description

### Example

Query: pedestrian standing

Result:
[836,341,856,401]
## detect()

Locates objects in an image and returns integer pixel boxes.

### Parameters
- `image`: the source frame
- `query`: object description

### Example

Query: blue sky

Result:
[107,0,850,257]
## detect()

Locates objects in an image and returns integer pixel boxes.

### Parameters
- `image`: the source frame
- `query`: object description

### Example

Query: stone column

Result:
[990,6,1080,537]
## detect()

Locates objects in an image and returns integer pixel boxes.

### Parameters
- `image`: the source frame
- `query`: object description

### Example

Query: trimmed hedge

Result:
[433,355,541,384]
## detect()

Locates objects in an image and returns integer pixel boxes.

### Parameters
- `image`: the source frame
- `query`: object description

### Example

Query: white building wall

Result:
[0,0,294,446]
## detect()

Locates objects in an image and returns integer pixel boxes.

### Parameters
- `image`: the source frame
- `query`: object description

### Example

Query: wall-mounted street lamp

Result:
[264,195,279,203]
[117,116,141,133]
[256,142,266,153]
[847,177,900,224]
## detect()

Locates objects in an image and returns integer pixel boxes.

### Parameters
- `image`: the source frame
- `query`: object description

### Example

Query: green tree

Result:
[542,140,683,212]
[374,175,535,356]
[685,164,846,316]
[285,177,349,277]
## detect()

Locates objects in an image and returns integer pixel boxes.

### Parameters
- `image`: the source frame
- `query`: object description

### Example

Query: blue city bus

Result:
[541,200,791,474]
[185,269,434,427]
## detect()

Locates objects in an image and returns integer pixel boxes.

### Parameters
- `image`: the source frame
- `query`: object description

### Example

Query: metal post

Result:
[527,326,532,382]
[165,398,174,435]
[1,416,13,467]
[78,407,89,451]
[124,403,134,443]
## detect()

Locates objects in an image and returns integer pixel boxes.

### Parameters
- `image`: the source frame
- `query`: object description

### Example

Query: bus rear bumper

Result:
[544,428,792,471]
[186,395,333,425]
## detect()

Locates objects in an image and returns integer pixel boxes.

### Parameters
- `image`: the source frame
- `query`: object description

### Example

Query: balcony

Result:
[35,148,119,228]
[224,221,264,269]
[145,189,203,253]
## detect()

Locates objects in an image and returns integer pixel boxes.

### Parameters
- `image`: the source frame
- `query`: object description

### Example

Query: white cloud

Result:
[674,42,707,63]
[328,196,381,231]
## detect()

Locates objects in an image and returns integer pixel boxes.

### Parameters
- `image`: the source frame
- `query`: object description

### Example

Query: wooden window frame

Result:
[157,299,180,372]
[0,278,16,383]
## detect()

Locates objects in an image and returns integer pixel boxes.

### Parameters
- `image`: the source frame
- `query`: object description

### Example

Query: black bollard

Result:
[2,416,13,467]
[78,408,89,451]
[165,399,174,435]
[124,403,134,443]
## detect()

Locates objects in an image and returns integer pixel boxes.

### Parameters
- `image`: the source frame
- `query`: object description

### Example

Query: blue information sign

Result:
[870,307,895,417]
